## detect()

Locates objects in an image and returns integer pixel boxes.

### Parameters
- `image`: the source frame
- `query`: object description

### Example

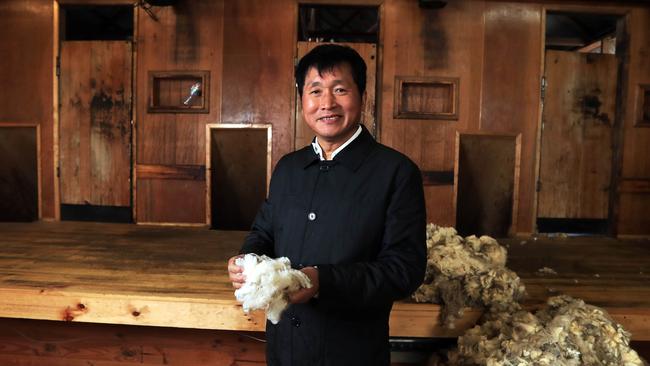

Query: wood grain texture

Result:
[380,0,485,226]
[136,180,206,224]
[0,1,55,218]
[59,41,132,207]
[0,318,265,365]
[0,222,649,340]
[538,51,617,219]
[456,134,517,237]
[221,0,296,165]
[481,2,542,233]
[294,42,377,150]
[135,1,224,223]
[618,7,650,235]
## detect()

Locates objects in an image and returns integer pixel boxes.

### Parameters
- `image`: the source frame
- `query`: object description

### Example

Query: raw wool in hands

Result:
[412,224,526,328]
[449,295,644,366]
[234,254,312,324]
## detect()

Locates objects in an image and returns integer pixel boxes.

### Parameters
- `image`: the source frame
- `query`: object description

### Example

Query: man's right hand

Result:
[228,255,245,289]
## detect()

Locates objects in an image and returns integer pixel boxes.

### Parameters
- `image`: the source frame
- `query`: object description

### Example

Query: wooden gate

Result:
[59,41,132,209]
[294,42,377,150]
[537,50,617,220]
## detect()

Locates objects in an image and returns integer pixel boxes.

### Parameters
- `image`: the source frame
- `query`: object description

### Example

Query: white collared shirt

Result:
[311,125,363,161]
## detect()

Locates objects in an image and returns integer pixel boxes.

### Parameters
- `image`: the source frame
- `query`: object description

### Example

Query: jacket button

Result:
[307,212,316,221]
[291,316,301,328]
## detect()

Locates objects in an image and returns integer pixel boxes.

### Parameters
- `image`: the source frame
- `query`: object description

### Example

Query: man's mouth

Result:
[318,115,341,122]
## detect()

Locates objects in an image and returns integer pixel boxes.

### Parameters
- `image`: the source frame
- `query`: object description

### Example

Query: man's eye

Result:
[335,88,347,94]
[309,90,321,95]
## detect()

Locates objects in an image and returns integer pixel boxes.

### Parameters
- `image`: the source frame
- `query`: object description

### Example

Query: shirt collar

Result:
[301,124,375,171]
[311,124,362,161]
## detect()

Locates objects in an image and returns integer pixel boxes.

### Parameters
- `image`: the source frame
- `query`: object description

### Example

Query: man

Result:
[228,44,426,366]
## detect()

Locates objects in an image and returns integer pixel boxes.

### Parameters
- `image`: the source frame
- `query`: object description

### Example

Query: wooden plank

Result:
[0,222,649,340]
[481,2,542,234]
[619,179,650,193]
[221,0,295,165]
[294,42,377,150]
[0,317,266,365]
[618,193,650,236]
[618,7,650,235]
[538,50,617,219]
[136,164,205,181]
[59,41,132,207]
[136,179,206,224]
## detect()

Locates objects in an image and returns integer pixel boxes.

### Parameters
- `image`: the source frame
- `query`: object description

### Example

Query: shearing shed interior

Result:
[1,0,649,365]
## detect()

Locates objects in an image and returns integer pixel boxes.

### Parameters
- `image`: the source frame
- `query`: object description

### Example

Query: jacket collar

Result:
[301,124,376,171]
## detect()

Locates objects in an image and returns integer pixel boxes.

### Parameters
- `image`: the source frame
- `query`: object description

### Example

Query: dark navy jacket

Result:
[240,125,426,366]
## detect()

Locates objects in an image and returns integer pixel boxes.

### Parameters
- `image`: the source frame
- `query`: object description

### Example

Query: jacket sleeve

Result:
[315,160,427,310]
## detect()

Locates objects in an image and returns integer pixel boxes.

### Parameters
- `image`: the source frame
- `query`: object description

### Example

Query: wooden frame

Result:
[205,123,273,226]
[393,76,459,120]
[636,84,650,127]
[453,132,521,236]
[147,71,210,114]
[53,1,60,220]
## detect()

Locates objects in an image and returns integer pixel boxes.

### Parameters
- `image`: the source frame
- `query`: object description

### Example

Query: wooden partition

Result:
[207,124,272,230]
[0,123,39,221]
[455,133,520,237]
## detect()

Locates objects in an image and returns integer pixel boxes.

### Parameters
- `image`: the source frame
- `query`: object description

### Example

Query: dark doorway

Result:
[0,127,38,222]
[456,134,518,238]
[210,128,269,231]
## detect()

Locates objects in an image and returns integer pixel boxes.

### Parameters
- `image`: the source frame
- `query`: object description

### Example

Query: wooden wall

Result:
[1,0,649,234]
[0,1,54,219]
[618,7,650,236]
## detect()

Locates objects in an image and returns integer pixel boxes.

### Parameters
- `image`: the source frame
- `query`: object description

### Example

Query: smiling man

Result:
[228,44,426,366]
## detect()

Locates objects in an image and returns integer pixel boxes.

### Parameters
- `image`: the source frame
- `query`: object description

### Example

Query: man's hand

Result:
[289,266,320,304]
[228,255,245,289]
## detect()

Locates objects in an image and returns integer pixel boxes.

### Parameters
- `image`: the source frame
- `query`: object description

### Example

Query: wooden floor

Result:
[0,221,649,341]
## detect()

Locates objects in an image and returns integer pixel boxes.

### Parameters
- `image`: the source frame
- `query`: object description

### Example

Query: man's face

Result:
[301,63,362,145]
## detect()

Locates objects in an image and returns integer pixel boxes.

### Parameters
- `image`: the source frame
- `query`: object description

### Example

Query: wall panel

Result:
[221,0,296,166]
[381,0,485,225]
[0,1,54,218]
[618,7,650,235]
[480,2,542,234]
[135,1,224,223]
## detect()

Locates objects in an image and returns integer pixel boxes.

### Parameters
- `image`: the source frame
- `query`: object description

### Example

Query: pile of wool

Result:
[412,224,526,328]
[234,254,311,324]
[448,295,644,366]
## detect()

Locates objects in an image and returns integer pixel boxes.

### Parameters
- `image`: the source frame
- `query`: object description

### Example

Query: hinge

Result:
[56,55,61,77]
[540,76,546,102]
[536,180,542,192]
[56,166,60,178]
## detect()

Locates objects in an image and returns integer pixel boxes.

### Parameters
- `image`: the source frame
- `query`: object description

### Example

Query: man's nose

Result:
[319,90,336,109]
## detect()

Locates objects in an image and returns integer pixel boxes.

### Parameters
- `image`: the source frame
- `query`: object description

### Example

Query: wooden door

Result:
[294,42,377,150]
[59,41,132,208]
[537,50,617,219]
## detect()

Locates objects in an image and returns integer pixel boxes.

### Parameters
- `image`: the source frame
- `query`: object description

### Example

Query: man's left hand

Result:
[289,266,319,303]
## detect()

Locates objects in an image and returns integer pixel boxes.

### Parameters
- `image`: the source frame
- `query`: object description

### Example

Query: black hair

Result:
[295,44,367,98]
